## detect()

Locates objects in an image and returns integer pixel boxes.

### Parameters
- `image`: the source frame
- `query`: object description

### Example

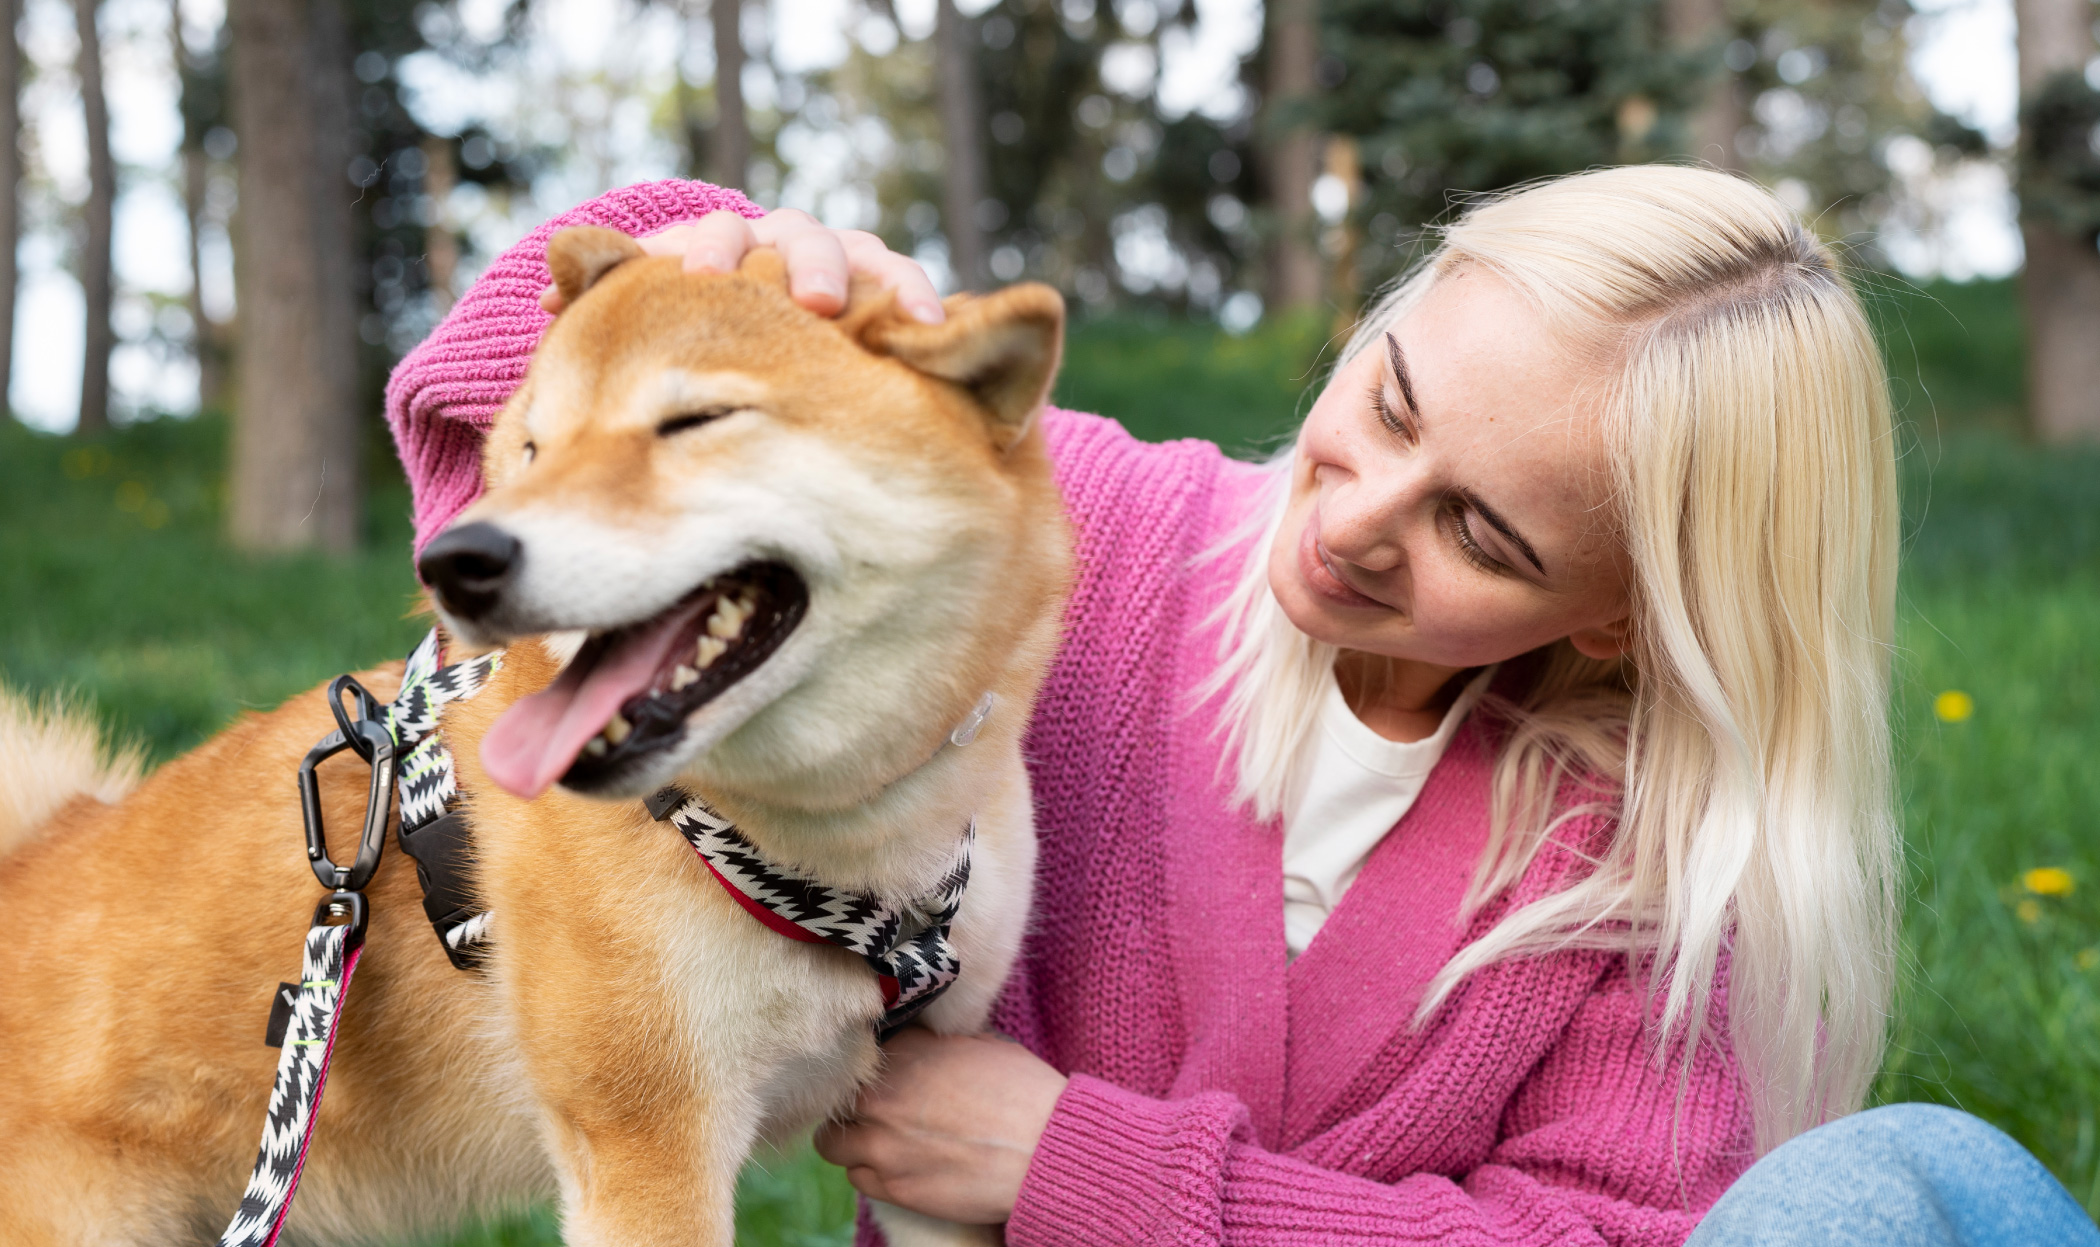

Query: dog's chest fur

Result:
[443,650,1040,1155]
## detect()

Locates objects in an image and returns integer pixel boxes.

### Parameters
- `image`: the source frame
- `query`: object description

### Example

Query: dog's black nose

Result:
[418,522,522,620]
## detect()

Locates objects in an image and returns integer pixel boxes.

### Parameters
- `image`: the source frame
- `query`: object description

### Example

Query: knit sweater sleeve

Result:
[383,179,763,556]
[1007,953,1748,1247]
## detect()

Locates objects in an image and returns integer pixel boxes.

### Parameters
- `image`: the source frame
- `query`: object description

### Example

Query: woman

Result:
[387,167,2095,1245]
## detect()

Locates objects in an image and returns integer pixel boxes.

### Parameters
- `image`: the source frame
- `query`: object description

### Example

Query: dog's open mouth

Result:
[480,561,809,798]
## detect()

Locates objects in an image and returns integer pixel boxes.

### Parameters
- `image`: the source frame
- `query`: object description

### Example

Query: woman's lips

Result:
[1297,505,1389,610]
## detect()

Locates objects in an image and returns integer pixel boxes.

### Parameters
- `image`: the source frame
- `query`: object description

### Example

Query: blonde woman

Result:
[387,166,2096,1245]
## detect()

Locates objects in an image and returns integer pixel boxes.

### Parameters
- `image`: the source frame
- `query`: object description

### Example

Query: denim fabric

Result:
[1689,1103,2100,1247]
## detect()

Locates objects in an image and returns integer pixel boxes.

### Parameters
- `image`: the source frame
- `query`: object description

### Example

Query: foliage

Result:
[830,0,1255,312]
[1711,0,1942,251]
[337,1,538,378]
[1313,0,1709,292]
[11,279,2100,1233]
[1053,309,1333,453]
[2019,70,2100,243]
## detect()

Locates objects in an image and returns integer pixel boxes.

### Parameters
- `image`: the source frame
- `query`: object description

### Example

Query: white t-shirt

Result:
[1280,667,1495,957]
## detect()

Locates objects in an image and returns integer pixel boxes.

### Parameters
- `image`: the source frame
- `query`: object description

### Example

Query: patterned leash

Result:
[213,635,500,1247]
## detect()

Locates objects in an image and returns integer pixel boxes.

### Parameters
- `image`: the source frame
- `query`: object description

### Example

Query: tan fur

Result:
[0,237,1072,1247]
[0,687,145,854]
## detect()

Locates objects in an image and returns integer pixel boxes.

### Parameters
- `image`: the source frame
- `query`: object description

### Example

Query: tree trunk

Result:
[1261,0,1320,312]
[709,0,748,189]
[73,0,113,435]
[226,0,361,550]
[934,0,987,291]
[1323,135,1362,332]
[2014,0,2100,441]
[2021,225,2100,442]
[1663,0,1741,171]
[423,134,459,315]
[0,0,19,422]
[172,0,227,412]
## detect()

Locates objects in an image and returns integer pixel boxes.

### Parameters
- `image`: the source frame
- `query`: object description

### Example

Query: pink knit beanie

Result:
[383,179,763,559]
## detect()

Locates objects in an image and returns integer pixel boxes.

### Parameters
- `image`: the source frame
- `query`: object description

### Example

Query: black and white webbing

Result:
[214,920,361,1247]
[660,791,972,1038]
[213,632,496,1247]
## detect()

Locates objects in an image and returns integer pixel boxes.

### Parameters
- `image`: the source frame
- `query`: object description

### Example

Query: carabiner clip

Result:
[327,675,386,762]
[298,717,396,893]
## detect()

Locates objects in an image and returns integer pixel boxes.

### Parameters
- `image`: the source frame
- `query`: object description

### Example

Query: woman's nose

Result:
[1318,473,1417,573]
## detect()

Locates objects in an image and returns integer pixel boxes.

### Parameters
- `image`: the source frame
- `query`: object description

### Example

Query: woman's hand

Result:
[538,208,945,324]
[814,1028,1069,1224]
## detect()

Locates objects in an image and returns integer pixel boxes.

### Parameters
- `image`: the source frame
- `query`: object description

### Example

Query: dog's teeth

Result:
[583,737,608,757]
[707,600,743,639]
[670,664,700,691]
[602,713,631,745]
[696,636,728,668]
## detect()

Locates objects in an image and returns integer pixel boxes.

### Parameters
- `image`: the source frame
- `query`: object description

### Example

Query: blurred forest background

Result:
[0,0,2093,543]
[5,0,2100,1242]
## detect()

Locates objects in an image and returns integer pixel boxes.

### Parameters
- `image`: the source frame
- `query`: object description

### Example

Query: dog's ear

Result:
[864,283,1065,449]
[547,226,645,307]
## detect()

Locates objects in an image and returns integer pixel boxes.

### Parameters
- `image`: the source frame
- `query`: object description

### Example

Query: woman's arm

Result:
[826,958,1749,1247]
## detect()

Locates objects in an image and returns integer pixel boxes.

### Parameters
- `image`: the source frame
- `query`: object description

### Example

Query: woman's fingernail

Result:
[802,271,844,300]
[692,247,729,273]
[909,300,945,324]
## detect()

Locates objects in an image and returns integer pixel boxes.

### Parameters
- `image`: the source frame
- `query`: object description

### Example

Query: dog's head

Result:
[420,226,1069,806]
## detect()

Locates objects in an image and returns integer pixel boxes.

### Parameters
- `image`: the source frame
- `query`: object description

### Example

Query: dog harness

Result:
[650,787,972,1037]
[213,630,977,1247]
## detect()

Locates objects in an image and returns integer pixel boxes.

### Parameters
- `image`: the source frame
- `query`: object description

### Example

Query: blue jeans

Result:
[1689,1103,2099,1246]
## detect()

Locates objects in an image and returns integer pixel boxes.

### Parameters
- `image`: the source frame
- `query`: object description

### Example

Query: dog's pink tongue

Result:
[481,610,693,799]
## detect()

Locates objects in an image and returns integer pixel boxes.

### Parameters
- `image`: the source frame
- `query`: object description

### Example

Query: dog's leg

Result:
[505,966,753,1247]
[539,1100,750,1247]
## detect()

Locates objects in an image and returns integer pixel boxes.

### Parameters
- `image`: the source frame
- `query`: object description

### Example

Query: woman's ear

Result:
[1567,614,1634,661]
[862,283,1065,449]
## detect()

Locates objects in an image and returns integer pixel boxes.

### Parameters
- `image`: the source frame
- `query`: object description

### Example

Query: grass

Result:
[4,277,2099,1236]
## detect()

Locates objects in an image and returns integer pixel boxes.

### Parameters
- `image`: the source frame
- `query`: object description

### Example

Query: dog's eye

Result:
[658,406,741,437]
[521,441,536,466]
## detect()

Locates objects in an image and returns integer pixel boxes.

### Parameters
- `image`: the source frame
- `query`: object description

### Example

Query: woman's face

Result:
[1269,267,1633,673]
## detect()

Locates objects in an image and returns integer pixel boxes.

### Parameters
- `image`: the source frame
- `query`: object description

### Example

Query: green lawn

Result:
[4,280,2098,1238]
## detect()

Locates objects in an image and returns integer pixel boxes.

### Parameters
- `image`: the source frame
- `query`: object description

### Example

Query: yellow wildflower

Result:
[2017,899,2042,924]
[2078,949,2099,972]
[2024,867,2075,897]
[1933,691,1974,723]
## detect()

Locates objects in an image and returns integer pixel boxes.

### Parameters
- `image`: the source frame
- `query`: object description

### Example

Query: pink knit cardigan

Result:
[386,181,1754,1247]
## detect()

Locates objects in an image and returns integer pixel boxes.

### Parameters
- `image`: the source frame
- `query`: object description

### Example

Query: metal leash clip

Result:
[296,675,397,941]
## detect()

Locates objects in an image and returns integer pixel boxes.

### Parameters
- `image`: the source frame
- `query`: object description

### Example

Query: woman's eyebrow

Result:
[1462,489,1547,575]
[1383,333,1420,418]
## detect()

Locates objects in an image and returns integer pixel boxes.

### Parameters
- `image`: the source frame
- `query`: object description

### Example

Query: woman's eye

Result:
[1445,502,1510,575]
[1368,382,1412,442]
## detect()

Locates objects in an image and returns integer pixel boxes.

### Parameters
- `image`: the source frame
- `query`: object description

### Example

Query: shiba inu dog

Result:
[0,227,1071,1247]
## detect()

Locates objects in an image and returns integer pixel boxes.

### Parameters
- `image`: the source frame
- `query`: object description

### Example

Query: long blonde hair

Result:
[1204,165,1899,1155]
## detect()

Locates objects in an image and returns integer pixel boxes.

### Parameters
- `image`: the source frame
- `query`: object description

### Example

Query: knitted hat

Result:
[384,179,763,560]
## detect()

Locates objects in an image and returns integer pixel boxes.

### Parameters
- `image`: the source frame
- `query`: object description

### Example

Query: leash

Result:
[214,638,499,1247]
[214,630,981,1244]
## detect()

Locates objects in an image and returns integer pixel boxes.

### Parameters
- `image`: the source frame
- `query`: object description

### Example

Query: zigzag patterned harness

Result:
[212,631,975,1247]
